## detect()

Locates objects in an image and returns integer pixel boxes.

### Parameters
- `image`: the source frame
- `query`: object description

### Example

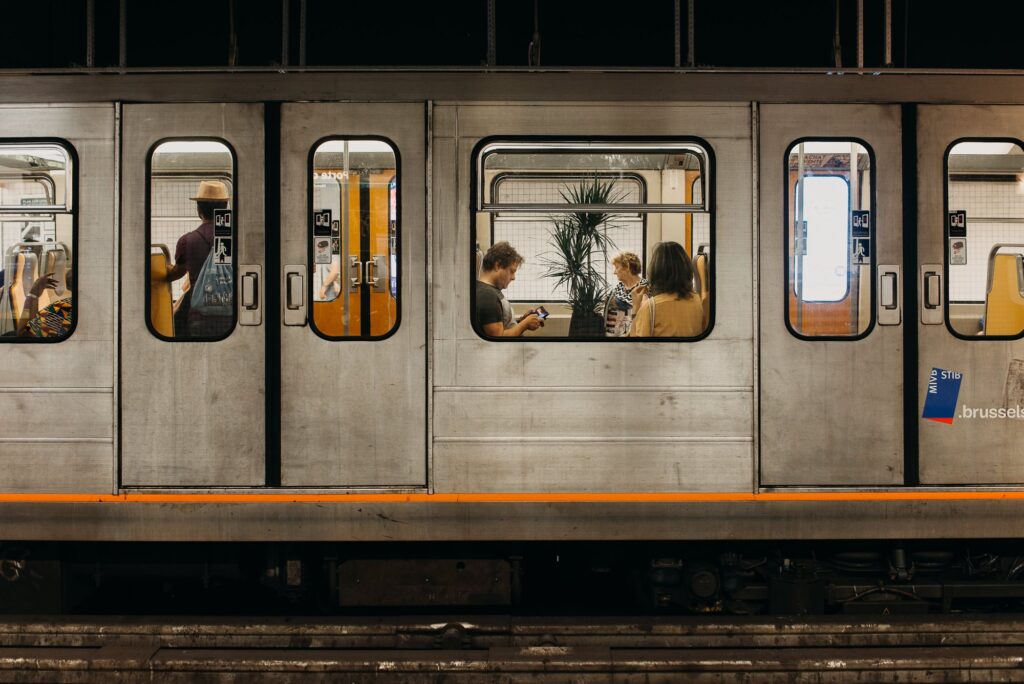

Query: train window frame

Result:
[144,137,239,343]
[783,137,877,342]
[0,139,79,344]
[942,137,1024,342]
[470,136,715,344]
[488,171,648,304]
[306,134,403,343]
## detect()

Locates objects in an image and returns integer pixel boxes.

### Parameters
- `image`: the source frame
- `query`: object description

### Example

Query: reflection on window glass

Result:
[787,140,872,338]
[148,140,235,341]
[310,138,399,339]
[0,143,75,341]
[473,142,712,340]
[946,140,1024,337]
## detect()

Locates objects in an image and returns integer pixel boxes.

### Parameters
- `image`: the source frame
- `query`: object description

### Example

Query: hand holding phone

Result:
[534,306,549,320]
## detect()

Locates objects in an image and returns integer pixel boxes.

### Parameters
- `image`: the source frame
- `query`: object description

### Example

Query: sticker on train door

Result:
[948,210,967,238]
[949,238,967,265]
[213,209,233,265]
[852,237,870,264]
[852,210,871,237]
[851,210,871,264]
[313,210,333,264]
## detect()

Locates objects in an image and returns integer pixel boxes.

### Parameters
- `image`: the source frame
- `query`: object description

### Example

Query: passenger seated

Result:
[604,251,648,337]
[475,241,543,337]
[16,271,72,338]
[629,241,705,337]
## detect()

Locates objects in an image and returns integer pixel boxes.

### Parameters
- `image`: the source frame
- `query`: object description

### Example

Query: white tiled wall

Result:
[948,180,1024,302]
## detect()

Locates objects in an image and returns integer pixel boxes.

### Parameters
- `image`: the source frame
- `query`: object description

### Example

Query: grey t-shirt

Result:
[476,280,513,330]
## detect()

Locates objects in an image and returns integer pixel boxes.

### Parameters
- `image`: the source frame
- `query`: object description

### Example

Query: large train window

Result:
[945,140,1024,338]
[785,139,874,339]
[146,139,236,341]
[472,140,713,341]
[0,142,76,342]
[309,138,400,340]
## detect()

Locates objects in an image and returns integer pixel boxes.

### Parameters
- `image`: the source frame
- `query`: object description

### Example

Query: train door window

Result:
[473,141,713,340]
[785,140,874,338]
[0,142,76,342]
[147,139,236,341]
[945,140,1024,338]
[309,138,400,340]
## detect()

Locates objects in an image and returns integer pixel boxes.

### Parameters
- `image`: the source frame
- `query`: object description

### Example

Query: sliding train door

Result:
[279,103,426,487]
[0,105,116,492]
[121,104,266,486]
[917,106,1024,484]
[759,105,904,485]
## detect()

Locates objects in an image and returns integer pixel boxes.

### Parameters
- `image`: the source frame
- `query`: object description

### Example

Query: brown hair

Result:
[481,241,524,271]
[612,251,642,276]
[647,241,695,299]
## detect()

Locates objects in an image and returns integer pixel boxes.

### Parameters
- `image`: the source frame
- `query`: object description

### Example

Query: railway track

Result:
[0,615,1023,681]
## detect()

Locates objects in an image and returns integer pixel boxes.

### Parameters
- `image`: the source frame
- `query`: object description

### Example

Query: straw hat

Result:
[190,180,230,201]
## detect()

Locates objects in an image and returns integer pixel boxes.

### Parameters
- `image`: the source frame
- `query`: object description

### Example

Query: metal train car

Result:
[2,70,1024,611]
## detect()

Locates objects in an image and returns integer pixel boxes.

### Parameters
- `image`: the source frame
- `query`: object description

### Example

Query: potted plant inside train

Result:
[543,177,623,336]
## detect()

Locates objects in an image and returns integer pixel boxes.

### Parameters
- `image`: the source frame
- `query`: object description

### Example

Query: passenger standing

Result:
[629,241,705,337]
[164,180,229,336]
[475,241,543,337]
[604,251,648,337]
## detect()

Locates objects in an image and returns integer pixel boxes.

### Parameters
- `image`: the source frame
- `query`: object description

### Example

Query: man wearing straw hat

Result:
[164,180,229,336]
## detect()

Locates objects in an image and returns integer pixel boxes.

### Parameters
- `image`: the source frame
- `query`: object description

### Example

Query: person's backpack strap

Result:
[193,228,213,249]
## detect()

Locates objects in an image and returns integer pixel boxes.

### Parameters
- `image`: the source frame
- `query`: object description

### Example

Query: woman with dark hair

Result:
[628,241,705,337]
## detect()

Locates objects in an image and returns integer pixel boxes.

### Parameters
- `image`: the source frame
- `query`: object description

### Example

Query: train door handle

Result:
[921,264,943,325]
[878,265,901,326]
[239,265,262,326]
[283,265,306,326]
[349,257,363,287]
[366,256,388,293]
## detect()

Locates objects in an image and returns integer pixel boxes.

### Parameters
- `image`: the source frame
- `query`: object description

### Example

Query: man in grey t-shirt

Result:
[475,241,542,337]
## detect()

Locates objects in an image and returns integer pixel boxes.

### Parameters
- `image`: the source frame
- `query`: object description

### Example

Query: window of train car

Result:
[309,138,400,340]
[0,142,76,342]
[473,141,713,340]
[146,140,236,341]
[945,140,1024,338]
[785,140,874,339]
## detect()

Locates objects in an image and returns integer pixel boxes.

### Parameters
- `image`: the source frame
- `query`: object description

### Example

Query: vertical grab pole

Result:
[850,142,860,334]
[795,143,805,330]
[342,141,351,335]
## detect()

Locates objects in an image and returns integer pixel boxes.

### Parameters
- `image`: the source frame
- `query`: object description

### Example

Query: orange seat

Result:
[150,248,174,337]
[984,253,1024,336]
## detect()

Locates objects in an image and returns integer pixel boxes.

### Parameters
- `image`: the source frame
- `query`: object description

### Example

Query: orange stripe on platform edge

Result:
[1,491,1024,503]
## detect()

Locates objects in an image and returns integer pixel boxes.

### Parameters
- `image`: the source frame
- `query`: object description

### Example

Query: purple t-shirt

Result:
[174,221,214,286]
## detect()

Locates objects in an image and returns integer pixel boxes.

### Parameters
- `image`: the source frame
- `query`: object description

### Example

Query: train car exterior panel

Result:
[433,389,752,438]
[759,104,904,486]
[918,105,1024,485]
[279,102,428,488]
[0,73,1021,542]
[0,103,116,494]
[432,103,753,494]
[432,441,753,493]
[0,445,112,493]
[1,496,1023,541]
[120,103,266,487]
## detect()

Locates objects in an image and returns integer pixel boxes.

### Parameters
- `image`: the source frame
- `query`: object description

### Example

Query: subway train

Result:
[2,70,1024,612]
